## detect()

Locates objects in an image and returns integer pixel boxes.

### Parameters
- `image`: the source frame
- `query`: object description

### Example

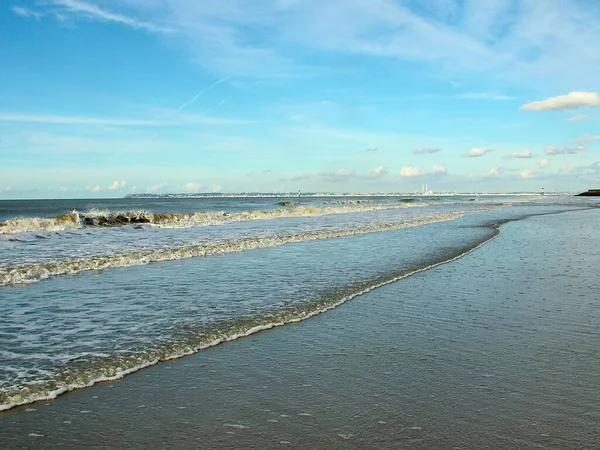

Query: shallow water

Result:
[1,207,598,449]
[0,195,596,415]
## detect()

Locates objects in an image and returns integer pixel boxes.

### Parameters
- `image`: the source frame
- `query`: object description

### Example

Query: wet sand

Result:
[2,208,600,449]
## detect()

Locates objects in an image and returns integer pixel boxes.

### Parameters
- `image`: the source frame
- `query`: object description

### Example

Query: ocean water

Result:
[0,194,596,416]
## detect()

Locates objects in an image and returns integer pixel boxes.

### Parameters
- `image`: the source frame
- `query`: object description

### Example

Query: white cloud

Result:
[397,165,446,178]
[568,115,588,122]
[184,182,202,192]
[466,147,492,158]
[413,148,441,155]
[505,150,533,159]
[108,180,126,190]
[400,166,422,177]
[432,165,447,174]
[520,169,535,179]
[335,168,355,176]
[367,165,388,178]
[89,185,102,192]
[521,92,600,111]
[148,182,168,192]
[469,167,500,180]
[209,184,223,192]
[538,159,550,168]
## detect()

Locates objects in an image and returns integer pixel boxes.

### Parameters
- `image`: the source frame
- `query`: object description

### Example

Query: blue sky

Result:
[1,0,599,198]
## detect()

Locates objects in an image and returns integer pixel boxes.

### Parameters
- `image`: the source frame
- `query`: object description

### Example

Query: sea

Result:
[0,193,597,422]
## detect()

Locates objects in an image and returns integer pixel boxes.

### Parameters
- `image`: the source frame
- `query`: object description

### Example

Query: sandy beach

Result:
[2,208,599,449]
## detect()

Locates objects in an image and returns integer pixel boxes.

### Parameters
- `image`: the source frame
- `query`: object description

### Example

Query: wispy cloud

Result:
[413,148,441,155]
[320,168,356,182]
[453,93,515,100]
[521,92,600,111]
[466,147,493,158]
[0,112,248,126]
[51,0,172,33]
[505,150,533,159]
[469,167,500,180]
[148,182,168,192]
[11,6,43,19]
[0,112,173,126]
[520,169,535,179]
[177,77,231,112]
[545,145,586,155]
[20,0,600,86]
[567,114,588,122]
[204,97,230,115]
[577,134,600,143]
[575,161,600,179]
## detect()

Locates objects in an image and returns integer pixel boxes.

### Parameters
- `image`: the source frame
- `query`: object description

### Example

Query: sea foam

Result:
[0,212,466,286]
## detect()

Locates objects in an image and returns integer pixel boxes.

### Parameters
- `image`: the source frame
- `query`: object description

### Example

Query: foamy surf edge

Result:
[0,200,497,235]
[1,211,477,286]
[0,228,499,412]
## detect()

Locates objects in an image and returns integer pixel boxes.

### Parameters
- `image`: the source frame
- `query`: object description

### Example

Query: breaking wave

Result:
[0,212,465,286]
[0,213,81,234]
[0,202,438,235]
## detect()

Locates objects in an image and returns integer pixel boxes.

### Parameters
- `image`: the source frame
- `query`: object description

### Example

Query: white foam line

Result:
[0,228,499,412]
[0,200,500,235]
[2,211,489,286]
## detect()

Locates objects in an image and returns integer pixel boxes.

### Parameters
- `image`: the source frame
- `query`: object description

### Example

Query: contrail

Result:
[204,97,230,115]
[176,76,231,112]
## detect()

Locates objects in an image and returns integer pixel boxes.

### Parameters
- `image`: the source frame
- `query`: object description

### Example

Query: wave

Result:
[0,212,467,286]
[0,201,458,235]
[0,228,499,412]
[0,213,81,234]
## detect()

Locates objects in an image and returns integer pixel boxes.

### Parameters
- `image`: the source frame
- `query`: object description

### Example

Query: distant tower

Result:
[541,187,544,196]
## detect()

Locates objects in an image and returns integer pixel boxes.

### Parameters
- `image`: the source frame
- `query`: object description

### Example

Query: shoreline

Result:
[1,216,500,412]
[2,208,599,448]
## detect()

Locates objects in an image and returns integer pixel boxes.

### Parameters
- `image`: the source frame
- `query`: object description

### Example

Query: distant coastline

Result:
[124,191,552,199]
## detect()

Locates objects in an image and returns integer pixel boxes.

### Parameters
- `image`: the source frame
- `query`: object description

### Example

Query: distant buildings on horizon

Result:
[125,190,568,199]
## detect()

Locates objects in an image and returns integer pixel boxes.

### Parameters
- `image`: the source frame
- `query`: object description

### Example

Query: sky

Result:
[1,0,600,198]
